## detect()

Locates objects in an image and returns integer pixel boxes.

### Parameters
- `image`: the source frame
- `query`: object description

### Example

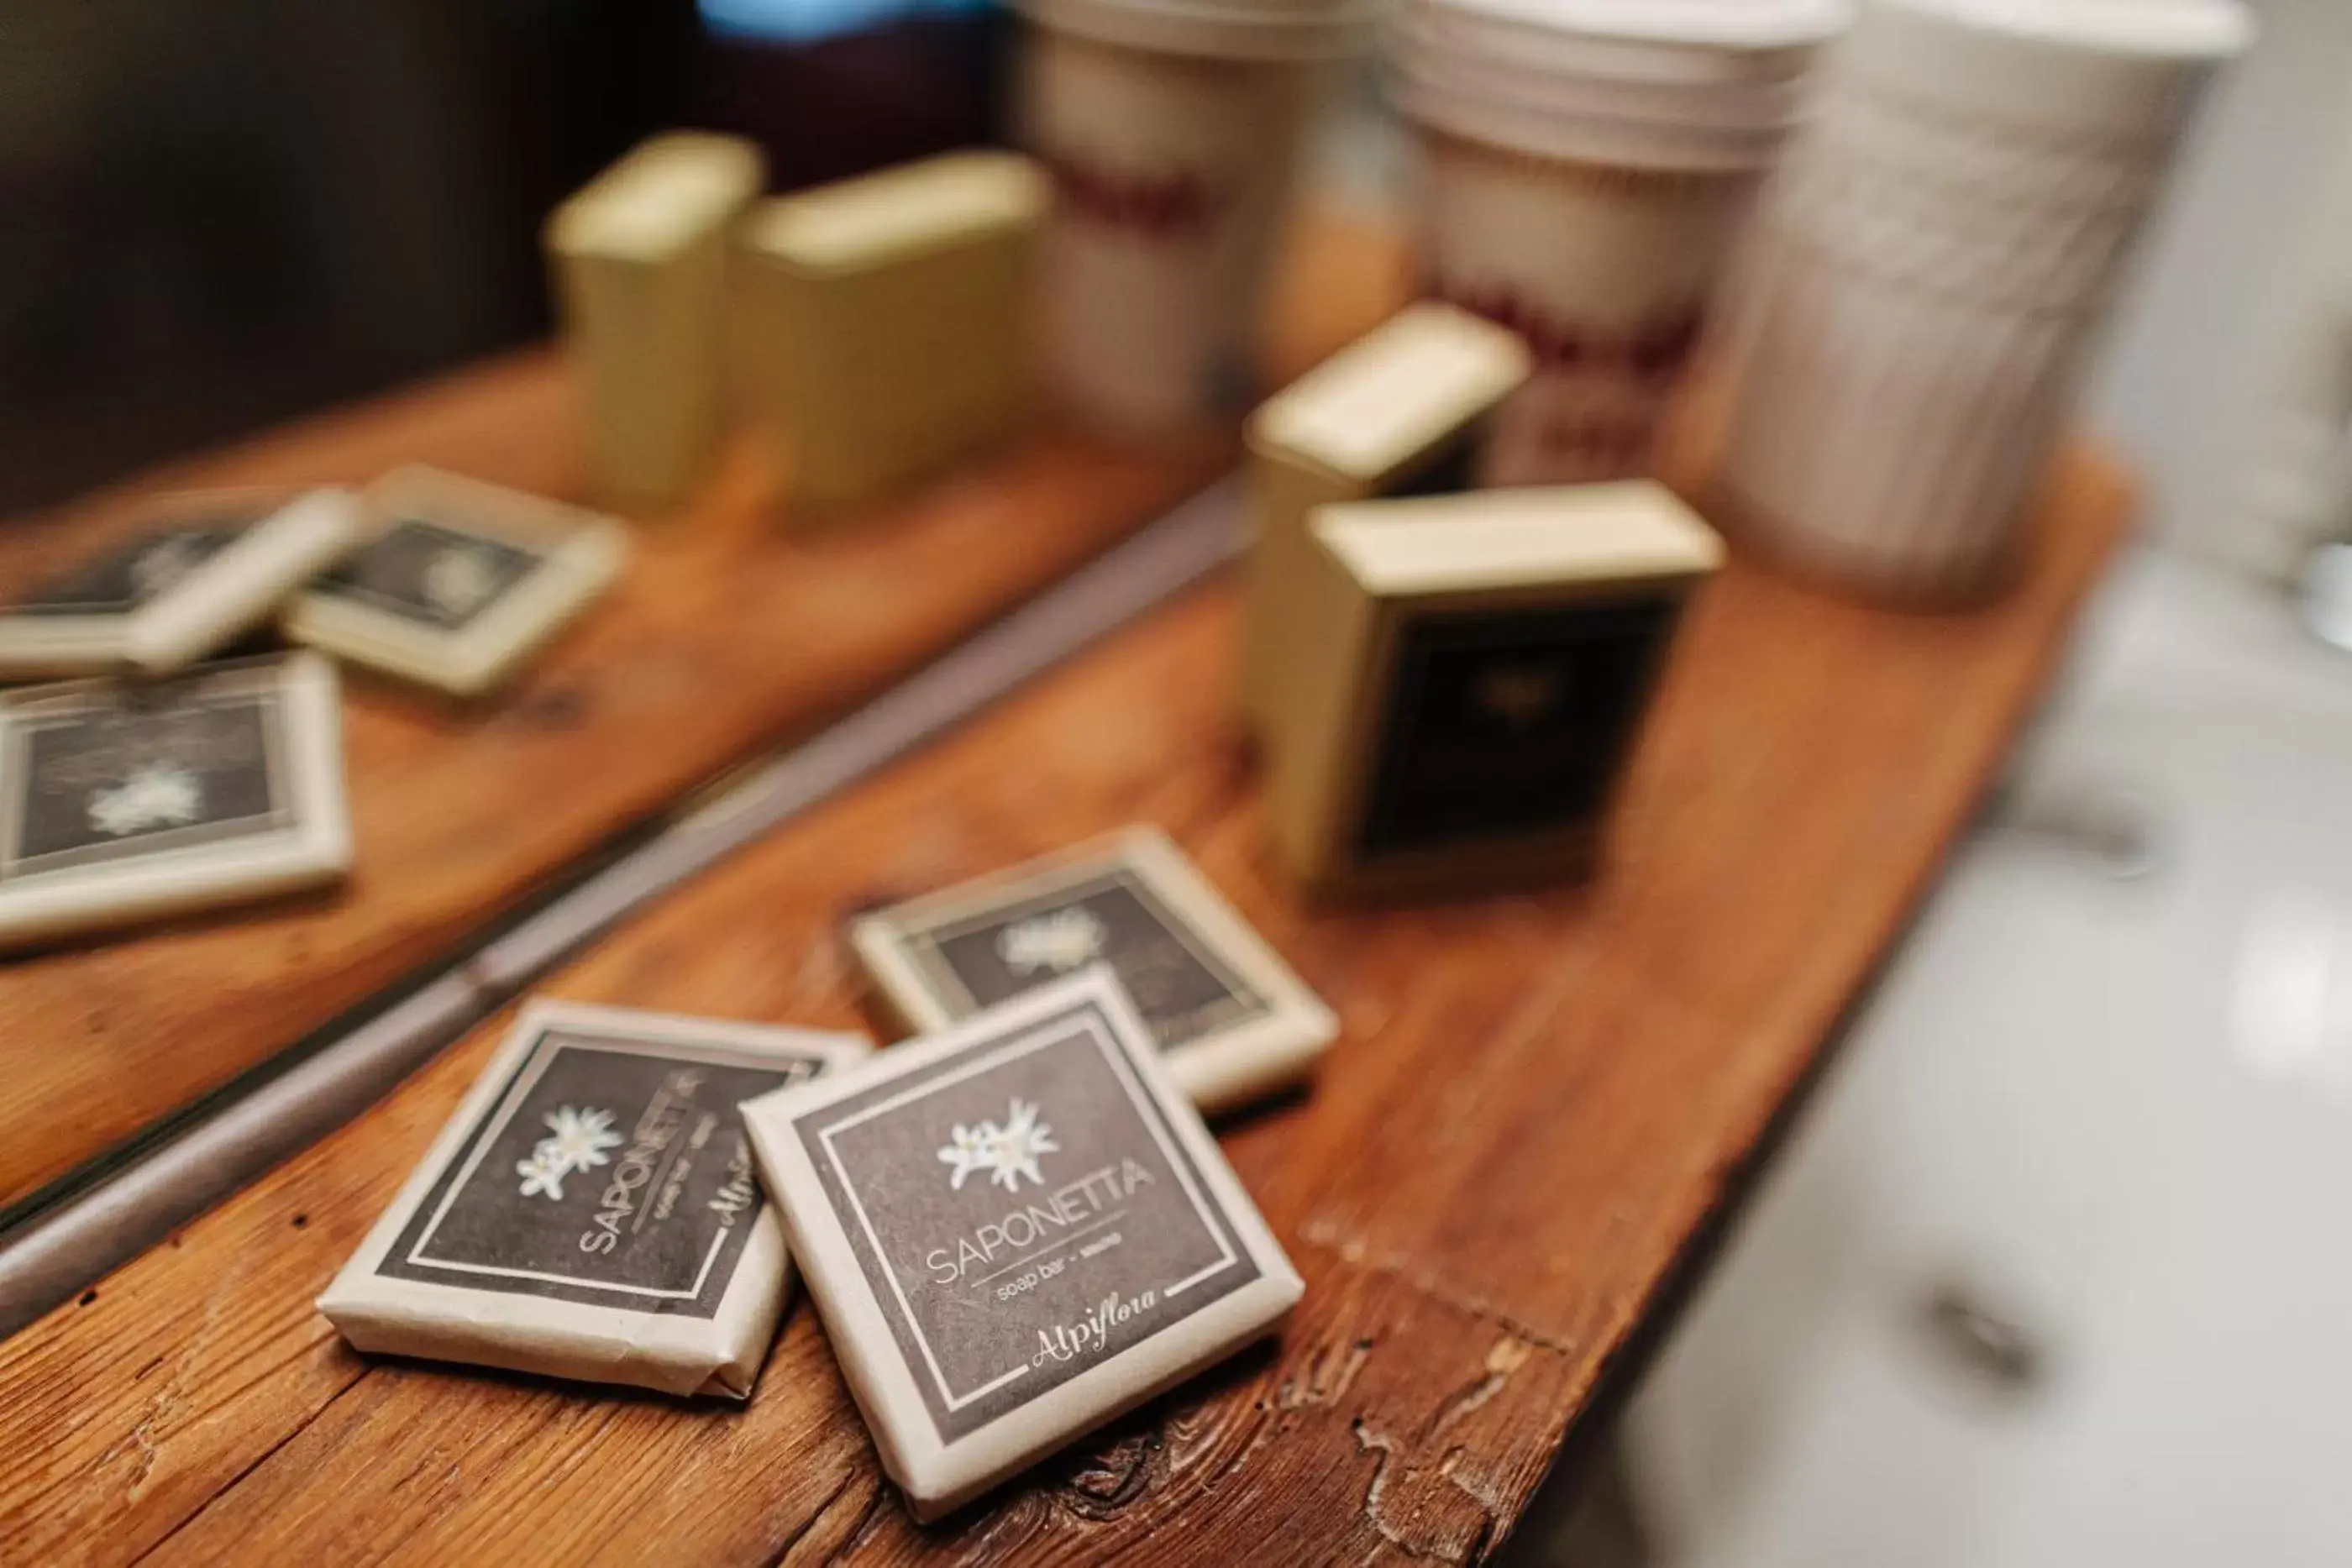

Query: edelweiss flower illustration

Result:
[86,764,203,837]
[541,1105,622,1168]
[515,1149,570,1201]
[1472,664,1563,730]
[423,544,501,617]
[513,1104,623,1201]
[937,1099,1060,1193]
[996,908,1108,976]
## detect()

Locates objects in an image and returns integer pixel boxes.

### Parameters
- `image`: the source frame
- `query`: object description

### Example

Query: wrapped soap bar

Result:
[741,150,1047,510]
[848,826,1335,1114]
[1268,480,1723,899]
[546,132,766,509]
[319,1000,869,1398]
[742,968,1303,1520]
[285,466,628,697]
[0,652,351,952]
[1241,302,1530,740]
[0,487,358,679]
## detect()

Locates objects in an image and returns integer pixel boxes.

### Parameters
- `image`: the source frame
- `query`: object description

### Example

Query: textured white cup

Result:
[1389,0,1847,485]
[1710,0,2251,600]
[1020,0,1363,437]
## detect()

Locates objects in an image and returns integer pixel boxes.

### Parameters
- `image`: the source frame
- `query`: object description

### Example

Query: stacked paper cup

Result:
[1388,0,1851,486]
[1018,0,1372,437]
[1710,0,2252,601]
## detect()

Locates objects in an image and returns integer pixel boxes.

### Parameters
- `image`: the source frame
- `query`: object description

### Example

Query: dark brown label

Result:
[1358,597,1680,857]
[380,1027,830,1316]
[899,868,1268,1051]
[8,524,246,616]
[0,687,290,884]
[312,518,544,632]
[794,992,1258,1443]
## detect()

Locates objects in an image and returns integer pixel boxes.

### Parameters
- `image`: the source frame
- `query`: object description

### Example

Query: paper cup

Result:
[1388,0,1845,485]
[1709,0,2250,600]
[1019,4,1361,437]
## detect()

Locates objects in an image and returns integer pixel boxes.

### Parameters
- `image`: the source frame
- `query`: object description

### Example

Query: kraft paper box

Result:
[319,1000,869,1399]
[1268,480,1723,899]
[547,132,766,509]
[742,150,1047,510]
[0,488,358,679]
[1240,302,1530,741]
[848,826,1335,1114]
[741,969,1302,1519]
[285,466,628,697]
[0,652,351,952]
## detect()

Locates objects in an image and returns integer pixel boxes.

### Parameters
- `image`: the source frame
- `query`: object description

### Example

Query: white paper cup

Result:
[1709,0,2250,600]
[1389,0,1847,485]
[1019,1,1364,437]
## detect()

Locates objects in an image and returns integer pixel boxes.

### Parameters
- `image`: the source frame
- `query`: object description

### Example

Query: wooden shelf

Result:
[0,212,1411,1219]
[0,430,2130,1562]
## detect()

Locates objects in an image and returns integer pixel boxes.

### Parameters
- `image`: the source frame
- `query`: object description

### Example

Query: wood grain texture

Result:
[0,438,2129,1566]
[0,209,1413,1216]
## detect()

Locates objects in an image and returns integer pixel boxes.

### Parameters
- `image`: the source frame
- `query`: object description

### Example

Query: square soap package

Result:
[847,826,1336,1115]
[319,999,869,1398]
[0,487,359,679]
[1268,480,1723,899]
[742,968,1303,1520]
[0,652,352,952]
[284,466,629,697]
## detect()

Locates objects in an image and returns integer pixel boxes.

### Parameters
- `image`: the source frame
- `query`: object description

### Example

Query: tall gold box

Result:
[1239,303,1530,742]
[742,151,1048,511]
[546,133,766,511]
[1268,481,1723,900]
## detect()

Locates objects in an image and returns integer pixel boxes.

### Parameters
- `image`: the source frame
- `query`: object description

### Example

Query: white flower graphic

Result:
[423,545,500,617]
[937,1099,1060,1193]
[515,1149,570,1201]
[540,1105,622,1169]
[87,764,203,837]
[513,1104,623,1201]
[996,908,1107,977]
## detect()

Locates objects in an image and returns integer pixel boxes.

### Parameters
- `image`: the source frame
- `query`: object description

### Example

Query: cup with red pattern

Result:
[1388,0,1848,485]
[1018,0,1370,438]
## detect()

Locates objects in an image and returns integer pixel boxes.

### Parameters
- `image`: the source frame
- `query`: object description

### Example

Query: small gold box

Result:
[1239,302,1530,742]
[741,150,1048,511]
[546,132,766,510]
[1267,481,1723,900]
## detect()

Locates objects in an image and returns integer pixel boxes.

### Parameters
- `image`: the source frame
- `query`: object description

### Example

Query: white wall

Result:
[2086,0,2352,581]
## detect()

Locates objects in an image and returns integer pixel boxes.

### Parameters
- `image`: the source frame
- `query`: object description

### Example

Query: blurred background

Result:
[8,0,2352,1562]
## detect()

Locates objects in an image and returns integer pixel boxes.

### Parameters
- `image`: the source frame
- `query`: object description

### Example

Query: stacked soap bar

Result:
[743,151,1048,511]
[848,826,1336,1114]
[742,970,1302,1519]
[321,1000,869,1398]
[546,132,767,511]
[1240,302,1530,742]
[1266,480,1723,899]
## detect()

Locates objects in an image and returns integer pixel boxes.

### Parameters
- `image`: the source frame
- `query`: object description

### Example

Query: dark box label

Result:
[380,1029,826,1317]
[8,525,245,616]
[1358,597,1679,857]
[795,994,1258,1443]
[312,518,543,632]
[901,868,1268,1051]
[1,690,290,884]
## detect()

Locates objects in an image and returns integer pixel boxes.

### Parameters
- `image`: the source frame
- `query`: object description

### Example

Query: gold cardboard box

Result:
[1267,480,1722,900]
[1239,302,1530,742]
[546,132,766,511]
[742,150,1048,511]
